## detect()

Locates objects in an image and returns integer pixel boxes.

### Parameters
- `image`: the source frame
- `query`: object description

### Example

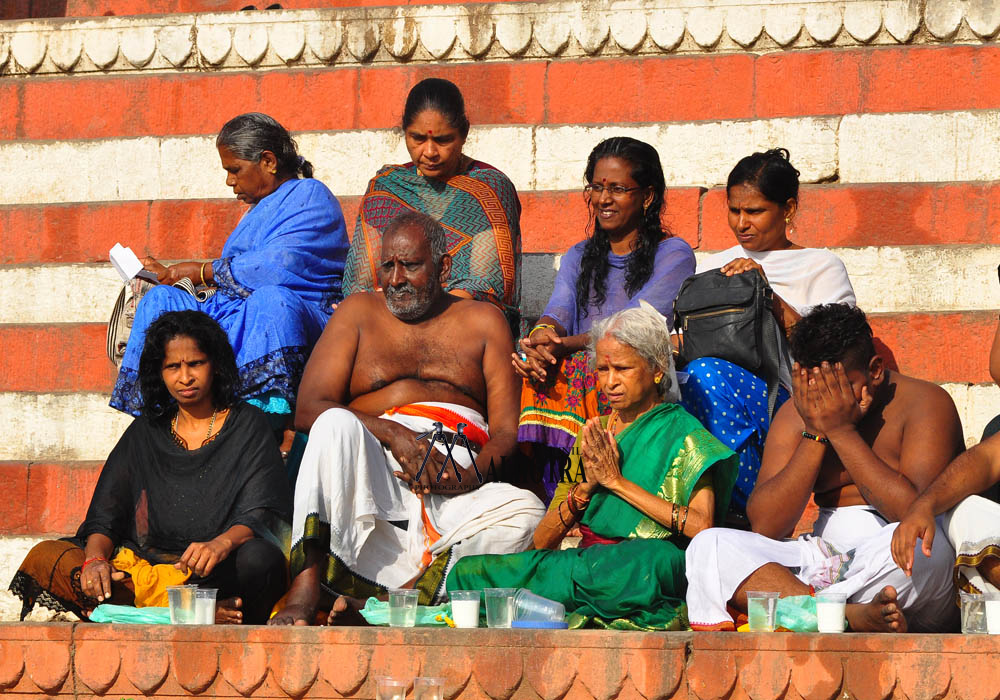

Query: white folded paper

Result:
[110,243,158,283]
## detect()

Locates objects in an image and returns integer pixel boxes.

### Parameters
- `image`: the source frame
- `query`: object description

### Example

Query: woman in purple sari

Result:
[111,113,349,424]
[514,137,695,497]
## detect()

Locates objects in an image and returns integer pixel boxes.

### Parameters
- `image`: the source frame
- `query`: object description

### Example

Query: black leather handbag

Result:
[673,268,785,420]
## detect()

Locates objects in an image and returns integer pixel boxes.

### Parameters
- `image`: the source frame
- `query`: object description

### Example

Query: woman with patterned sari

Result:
[341,78,522,334]
[514,138,696,497]
[110,113,349,424]
[448,304,737,630]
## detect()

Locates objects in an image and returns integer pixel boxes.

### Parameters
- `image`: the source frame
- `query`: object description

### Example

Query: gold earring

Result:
[785,217,791,223]
[654,375,662,384]
[270,169,277,175]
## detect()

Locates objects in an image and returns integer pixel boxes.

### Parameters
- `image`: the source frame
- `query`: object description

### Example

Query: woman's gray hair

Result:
[383,210,449,264]
[216,112,313,179]
[588,304,675,398]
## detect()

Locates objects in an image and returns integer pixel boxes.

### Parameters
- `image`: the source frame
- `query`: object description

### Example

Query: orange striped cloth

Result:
[385,404,489,450]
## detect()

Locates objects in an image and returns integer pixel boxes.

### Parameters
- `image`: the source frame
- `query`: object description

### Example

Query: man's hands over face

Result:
[792,361,872,439]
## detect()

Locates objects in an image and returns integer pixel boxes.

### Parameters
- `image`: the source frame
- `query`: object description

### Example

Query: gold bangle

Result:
[199,262,208,286]
[671,503,679,532]
[529,323,556,338]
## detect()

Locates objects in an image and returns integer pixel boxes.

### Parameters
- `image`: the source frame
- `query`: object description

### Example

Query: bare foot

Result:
[845,586,907,632]
[269,602,314,626]
[216,597,243,624]
[326,596,369,626]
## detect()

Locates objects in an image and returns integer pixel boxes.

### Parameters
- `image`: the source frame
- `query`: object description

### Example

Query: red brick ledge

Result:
[1,623,996,700]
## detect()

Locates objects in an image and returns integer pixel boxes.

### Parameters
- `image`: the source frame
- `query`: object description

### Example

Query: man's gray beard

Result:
[384,281,437,321]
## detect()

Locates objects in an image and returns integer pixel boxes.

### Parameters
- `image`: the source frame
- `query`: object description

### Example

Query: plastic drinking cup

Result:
[195,588,218,625]
[388,589,419,627]
[414,677,446,700]
[815,591,847,633]
[513,588,565,623]
[986,593,1000,634]
[166,585,197,625]
[449,590,481,628]
[746,591,779,632]
[484,588,516,628]
[375,677,409,700]
[961,591,988,634]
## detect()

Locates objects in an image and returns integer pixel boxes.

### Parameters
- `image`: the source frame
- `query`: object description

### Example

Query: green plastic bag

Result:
[89,604,172,624]
[775,595,818,632]
[358,597,453,626]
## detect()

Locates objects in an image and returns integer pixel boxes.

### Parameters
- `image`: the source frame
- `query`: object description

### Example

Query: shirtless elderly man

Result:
[272,210,543,625]
[686,304,963,632]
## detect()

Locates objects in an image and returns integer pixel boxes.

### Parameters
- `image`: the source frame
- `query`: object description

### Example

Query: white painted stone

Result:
[842,1,882,42]
[383,12,419,60]
[534,125,662,190]
[925,0,965,39]
[572,8,610,55]
[803,1,843,43]
[967,0,1000,37]
[0,393,133,462]
[608,1,648,52]
[942,383,1000,447]
[534,11,572,55]
[83,28,120,69]
[158,136,232,200]
[0,33,8,70]
[463,126,534,192]
[955,111,1000,183]
[197,23,233,66]
[494,9,533,56]
[345,18,382,62]
[295,130,410,197]
[46,29,82,72]
[157,24,194,67]
[10,31,47,73]
[270,22,306,63]
[417,12,457,59]
[306,20,342,62]
[840,111,1000,184]
[0,265,124,325]
[120,26,157,67]
[725,5,763,48]
[455,5,496,57]
[647,8,685,50]
[763,3,803,46]
[233,24,269,65]
[882,0,921,42]
[686,7,725,48]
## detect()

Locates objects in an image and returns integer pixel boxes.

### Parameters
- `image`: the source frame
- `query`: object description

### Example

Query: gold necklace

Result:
[607,410,621,435]
[173,409,219,444]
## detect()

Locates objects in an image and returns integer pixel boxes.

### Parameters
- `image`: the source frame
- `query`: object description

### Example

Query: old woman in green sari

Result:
[446,303,738,630]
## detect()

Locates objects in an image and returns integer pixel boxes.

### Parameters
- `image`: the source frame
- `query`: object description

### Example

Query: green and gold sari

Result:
[446,402,737,630]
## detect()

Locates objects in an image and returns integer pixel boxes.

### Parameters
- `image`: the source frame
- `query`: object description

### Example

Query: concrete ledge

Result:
[0,623,996,700]
[1,0,997,77]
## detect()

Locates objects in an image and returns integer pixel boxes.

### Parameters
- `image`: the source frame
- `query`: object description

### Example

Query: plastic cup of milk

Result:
[815,591,847,633]
[984,593,1000,633]
[195,588,217,625]
[746,591,779,632]
[449,590,481,628]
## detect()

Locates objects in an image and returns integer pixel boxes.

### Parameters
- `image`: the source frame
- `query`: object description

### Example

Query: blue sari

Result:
[110,178,349,417]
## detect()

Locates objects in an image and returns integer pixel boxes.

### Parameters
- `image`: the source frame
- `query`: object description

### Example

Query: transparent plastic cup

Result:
[388,589,419,627]
[484,588,516,628]
[414,677,445,700]
[166,585,198,625]
[961,591,988,634]
[986,593,1000,634]
[375,677,409,700]
[195,588,218,625]
[449,590,481,628]
[746,591,779,632]
[815,591,847,633]
[513,588,565,624]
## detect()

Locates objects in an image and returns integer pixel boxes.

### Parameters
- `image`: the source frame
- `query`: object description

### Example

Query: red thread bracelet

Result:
[82,557,107,569]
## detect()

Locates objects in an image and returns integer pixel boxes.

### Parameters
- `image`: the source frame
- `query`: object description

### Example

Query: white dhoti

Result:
[686,506,957,631]
[942,495,1000,595]
[291,403,545,603]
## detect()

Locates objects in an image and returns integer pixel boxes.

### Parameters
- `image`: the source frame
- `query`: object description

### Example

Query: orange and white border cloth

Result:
[942,495,1000,597]
[291,402,544,602]
[685,506,957,632]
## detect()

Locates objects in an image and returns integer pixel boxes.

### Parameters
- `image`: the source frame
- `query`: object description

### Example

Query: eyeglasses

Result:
[584,183,643,197]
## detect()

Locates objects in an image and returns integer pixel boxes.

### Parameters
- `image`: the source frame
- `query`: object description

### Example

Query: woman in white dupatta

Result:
[681,149,855,521]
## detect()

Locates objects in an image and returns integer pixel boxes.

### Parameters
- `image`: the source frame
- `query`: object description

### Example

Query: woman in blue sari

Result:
[110,113,349,423]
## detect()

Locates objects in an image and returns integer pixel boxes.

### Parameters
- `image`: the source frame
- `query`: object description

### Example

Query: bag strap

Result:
[757,284,785,422]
